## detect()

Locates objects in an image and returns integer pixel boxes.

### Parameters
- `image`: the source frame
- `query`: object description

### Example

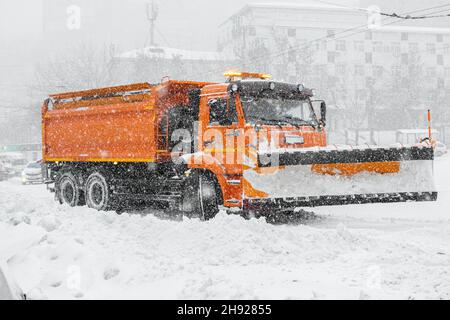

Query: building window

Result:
[314,65,326,74]
[354,41,364,52]
[401,53,409,64]
[427,90,437,102]
[444,44,450,55]
[356,89,366,101]
[336,40,346,51]
[445,67,450,78]
[327,77,337,88]
[392,65,401,76]
[287,28,296,37]
[365,52,373,64]
[437,34,444,42]
[366,77,375,87]
[427,67,436,77]
[391,42,401,56]
[327,51,335,63]
[408,65,419,75]
[327,30,335,38]
[401,33,409,41]
[426,43,436,54]
[373,65,383,77]
[365,31,372,40]
[409,42,419,53]
[355,65,364,76]
[336,64,346,74]
[288,47,296,62]
[437,55,444,65]
[373,41,383,53]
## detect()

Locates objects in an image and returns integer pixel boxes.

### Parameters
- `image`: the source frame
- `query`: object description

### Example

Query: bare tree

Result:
[33,43,118,95]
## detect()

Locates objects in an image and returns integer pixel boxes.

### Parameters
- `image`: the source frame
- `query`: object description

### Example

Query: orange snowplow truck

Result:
[42,72,437,220]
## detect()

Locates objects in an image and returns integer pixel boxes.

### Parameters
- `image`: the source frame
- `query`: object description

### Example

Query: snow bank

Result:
[0,260,24,300]
[0,156,449,299]
[0,222,46,300]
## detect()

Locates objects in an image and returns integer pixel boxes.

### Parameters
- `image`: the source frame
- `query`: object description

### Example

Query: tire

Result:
[57,172,82,207]
[85,172,112,211]
[182,172,220,221]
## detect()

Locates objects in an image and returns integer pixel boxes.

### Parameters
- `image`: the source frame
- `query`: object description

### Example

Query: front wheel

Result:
[183,172,220,221]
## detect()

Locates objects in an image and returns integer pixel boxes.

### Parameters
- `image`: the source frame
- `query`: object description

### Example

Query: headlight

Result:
[269,82,275,90]
[298,84,305,92]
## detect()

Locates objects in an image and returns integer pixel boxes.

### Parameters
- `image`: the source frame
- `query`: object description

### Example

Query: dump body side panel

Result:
[43,102,157,163]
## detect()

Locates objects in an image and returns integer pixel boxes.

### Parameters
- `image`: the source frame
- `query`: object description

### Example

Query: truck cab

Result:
[168,73,328,215]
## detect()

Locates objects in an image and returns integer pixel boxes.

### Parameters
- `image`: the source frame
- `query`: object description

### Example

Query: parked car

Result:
[21,161,44,185]
[0,153,27,177]
[0,161,9,181]
[434,142,448,157]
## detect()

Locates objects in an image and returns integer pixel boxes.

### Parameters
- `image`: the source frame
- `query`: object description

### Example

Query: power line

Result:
[381,11,450,20]
[314,0,450,19]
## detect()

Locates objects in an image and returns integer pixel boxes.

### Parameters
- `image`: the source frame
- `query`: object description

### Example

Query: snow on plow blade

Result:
[243,144,437,209]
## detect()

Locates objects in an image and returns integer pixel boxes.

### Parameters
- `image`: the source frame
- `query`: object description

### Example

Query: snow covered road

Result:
[1,157,449,300]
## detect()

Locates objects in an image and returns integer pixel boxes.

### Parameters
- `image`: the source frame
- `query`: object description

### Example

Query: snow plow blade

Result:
[243,144,437,209]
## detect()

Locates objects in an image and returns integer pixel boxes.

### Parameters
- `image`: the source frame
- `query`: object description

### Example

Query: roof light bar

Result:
[224,71,272,81]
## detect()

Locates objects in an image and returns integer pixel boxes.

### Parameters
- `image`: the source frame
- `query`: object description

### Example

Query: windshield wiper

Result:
[248,116,316,129]
[281,116,317,129]
[248,117,286,128]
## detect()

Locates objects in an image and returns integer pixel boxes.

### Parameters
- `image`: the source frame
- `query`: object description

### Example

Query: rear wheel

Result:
[85,172,112,211]
[57,172,82,207]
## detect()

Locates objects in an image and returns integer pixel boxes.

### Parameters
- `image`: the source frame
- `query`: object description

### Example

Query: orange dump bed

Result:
[42,81,209,163]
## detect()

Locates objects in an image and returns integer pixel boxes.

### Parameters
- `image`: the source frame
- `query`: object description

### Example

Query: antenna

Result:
[146,1,159,47]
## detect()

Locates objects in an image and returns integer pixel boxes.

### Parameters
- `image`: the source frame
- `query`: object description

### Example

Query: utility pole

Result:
[146,1,158,47]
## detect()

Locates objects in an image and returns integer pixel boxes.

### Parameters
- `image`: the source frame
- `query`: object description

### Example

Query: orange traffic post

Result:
[428,109,432,141]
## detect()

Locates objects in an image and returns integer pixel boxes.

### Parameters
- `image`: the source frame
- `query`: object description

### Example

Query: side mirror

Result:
[320,101,327,127]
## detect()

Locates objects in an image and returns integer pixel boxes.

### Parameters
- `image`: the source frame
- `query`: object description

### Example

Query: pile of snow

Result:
[0,222,46,300]
[0,261,23,300]
[0,156,449,299]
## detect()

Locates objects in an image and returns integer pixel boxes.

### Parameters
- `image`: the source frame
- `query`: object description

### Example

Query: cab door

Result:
[201,94,243,175]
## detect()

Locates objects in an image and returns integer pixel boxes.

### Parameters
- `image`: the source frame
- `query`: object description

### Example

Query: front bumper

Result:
[22,175,44,184]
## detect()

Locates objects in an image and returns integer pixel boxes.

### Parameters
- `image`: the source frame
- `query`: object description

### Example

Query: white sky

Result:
[0,0,358,51]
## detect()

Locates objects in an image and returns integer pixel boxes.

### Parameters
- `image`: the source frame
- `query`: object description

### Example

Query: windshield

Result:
[240,96,317,126]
